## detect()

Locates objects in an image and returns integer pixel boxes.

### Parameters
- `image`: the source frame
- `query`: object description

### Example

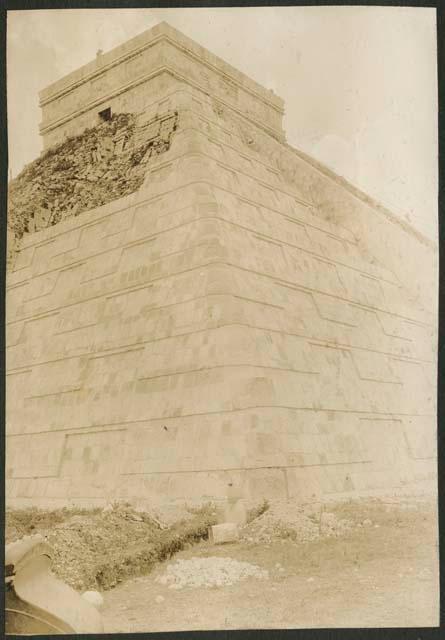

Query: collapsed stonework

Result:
[6,23,437,511]
[8,110,178,267]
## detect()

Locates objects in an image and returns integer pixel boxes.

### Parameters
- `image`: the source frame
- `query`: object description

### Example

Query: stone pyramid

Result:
[6,23,437,510]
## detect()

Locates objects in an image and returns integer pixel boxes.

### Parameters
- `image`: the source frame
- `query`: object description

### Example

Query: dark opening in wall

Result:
[98,107,112,122]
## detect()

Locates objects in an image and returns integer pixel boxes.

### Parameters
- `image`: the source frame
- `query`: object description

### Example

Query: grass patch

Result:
[5,505,103,539]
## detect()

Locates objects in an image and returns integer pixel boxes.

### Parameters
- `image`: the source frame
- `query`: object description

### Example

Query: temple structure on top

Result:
[39,22,284,149]
[6,22,437,510]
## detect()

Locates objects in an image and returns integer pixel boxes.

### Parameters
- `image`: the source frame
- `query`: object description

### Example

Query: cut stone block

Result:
[208,523,240,545]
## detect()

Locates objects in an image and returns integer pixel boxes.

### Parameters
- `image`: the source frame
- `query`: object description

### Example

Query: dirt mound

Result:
[5,503,217,592]
[241,501,354,544]
[5,505,103,541]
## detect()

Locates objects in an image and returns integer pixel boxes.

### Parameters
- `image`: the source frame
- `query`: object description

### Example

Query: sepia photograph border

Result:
[1,1,444,639]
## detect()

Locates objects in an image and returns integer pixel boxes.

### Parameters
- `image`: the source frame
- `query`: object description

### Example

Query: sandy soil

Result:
[102,496,439,631]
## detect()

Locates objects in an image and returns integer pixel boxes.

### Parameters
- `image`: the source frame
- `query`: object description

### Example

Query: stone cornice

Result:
[284,143,437,251]
[39,67,285,144]
[39,23,284,115]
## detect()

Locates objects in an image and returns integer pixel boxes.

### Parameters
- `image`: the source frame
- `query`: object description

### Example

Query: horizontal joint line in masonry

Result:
[5,408,434,437]
[120,461,375,477]
[6,318,433,375]
[7,257,431,329]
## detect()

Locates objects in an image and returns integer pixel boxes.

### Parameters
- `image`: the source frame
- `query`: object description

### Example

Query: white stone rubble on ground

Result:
[155,557,269,589]
[241,501,355,544]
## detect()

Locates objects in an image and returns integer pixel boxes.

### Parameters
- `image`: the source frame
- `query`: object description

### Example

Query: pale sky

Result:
[7,6,438,241]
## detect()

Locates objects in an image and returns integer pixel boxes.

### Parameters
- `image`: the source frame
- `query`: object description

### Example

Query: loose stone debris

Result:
[241,501,354,544]
[155,557,269,589]
[7,110,178,268]
[5,502,216,592]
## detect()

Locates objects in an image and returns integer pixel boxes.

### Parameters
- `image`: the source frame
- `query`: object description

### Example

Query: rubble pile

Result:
[241,501,354,544]
[36,503,162,591]
[5,501,216,592]
[155,557,269,589]
[7,110,178,268]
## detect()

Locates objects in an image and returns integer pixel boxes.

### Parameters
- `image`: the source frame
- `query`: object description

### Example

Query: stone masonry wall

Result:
[6,84,436,510]
[39,23,284,149]
[6,25,437,510]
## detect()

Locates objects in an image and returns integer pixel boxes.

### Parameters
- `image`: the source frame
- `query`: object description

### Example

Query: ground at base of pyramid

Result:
[5,492,438,629]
